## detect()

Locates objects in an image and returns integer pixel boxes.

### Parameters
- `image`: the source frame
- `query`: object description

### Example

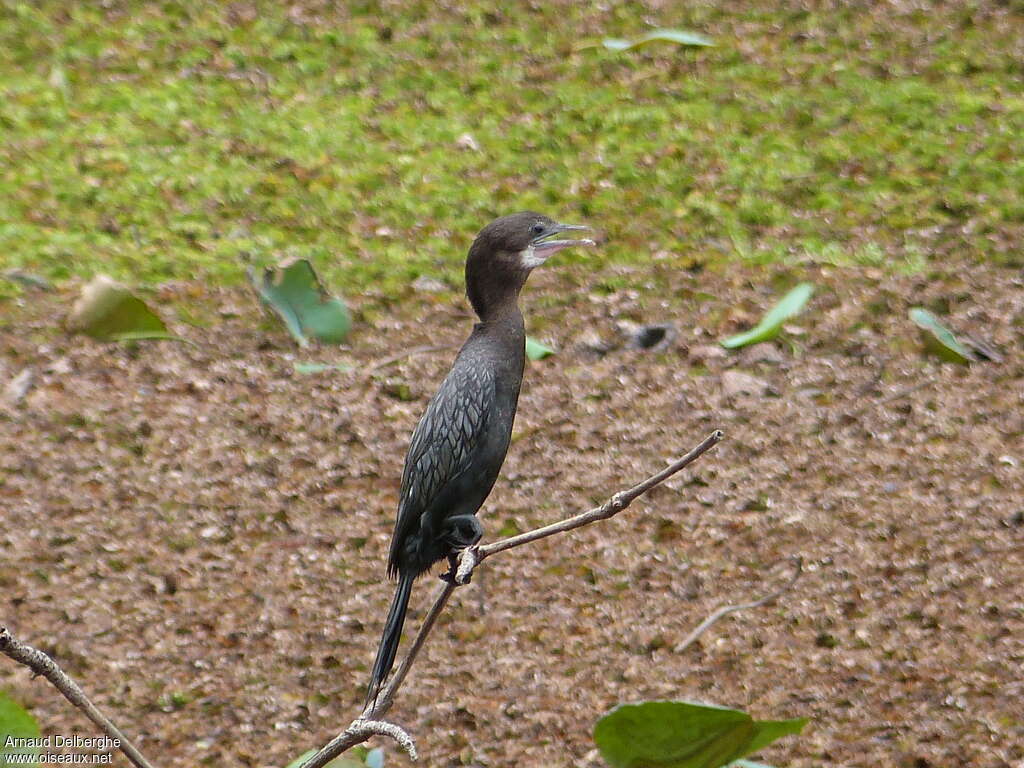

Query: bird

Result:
[364,211,595,710]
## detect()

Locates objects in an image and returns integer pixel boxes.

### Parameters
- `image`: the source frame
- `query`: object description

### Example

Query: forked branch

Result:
[2,431,725,768]
[299,429,724,768]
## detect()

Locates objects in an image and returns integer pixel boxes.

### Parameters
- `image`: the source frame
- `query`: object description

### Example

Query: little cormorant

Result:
[364,212,595,709]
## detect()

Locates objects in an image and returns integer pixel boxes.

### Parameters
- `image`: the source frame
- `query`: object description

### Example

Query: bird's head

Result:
[466,211,594,319]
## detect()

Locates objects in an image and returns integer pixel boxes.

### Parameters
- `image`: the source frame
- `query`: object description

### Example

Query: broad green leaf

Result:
[594,700,806,768]
[253,259,351,347]
[525,336,555,361]
[721,283,814,349]
[603,29,715,52]
[294,361,353,375]
[745,717,809,756]
[66,275,179,342]
[284,745,382,768]
[0,691,41,766]
[909,308,975,365]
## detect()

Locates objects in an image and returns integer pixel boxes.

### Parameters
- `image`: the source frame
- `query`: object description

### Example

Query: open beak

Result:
[531,223,596,257]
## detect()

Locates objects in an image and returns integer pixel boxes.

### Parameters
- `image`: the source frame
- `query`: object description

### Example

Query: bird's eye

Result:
[530,223,545,236]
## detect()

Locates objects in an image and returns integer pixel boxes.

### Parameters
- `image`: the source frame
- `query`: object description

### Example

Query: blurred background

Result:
[2,0,1021,294]
[1,3,1022,768]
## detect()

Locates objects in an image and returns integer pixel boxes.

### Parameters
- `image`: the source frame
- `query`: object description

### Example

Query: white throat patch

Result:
[518,245,547,269]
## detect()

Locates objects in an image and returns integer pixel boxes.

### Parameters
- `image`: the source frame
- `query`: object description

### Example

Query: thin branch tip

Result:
[303,430,724,765]
[672,555,805,655]
[0,626,155,768]
[5,430,728,768]
[297,717,418,768]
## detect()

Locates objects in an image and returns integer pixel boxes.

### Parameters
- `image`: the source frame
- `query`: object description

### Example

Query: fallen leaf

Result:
[602,29,714,52]
[908,308,976,365]
[455,132,480,151]
[411,275,448,293]
[251,259,351,347]
[0,691,41,766]
[594,700,806,768]
[66,275,178,342]
[526,336,555,361]
[721,283,814,349]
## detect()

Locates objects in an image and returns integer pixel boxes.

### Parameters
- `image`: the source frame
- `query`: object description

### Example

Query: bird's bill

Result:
[531,222,596,256]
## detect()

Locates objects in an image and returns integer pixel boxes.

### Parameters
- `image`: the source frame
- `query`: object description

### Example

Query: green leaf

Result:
[525,336,555,361]
[0,690,41,765]
[603,29,715,52]
[745,717,808,756]
[908,308,975,365]
[252,259,351,347]
[721,283,814,349]
[284,746,382,768]
[594,700,807,768]
[293,361,353,375]
[66,275,179,342]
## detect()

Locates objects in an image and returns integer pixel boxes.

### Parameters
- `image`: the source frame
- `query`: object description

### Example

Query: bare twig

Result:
[672,557,803,654]
[302,717,418,764]
[372,582,456,714]
[297,583,458,767]
[2,430,724,768]
[0,626,155,768]
[299,430,724,767]
[467,428,724,567]
[364,344,454,376]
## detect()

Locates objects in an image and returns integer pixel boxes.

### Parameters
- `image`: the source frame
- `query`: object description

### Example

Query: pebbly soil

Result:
[1,262,1022,767]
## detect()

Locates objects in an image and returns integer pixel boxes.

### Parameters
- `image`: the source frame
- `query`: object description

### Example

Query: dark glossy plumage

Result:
[389,358,509,577]
[364,212,593,710]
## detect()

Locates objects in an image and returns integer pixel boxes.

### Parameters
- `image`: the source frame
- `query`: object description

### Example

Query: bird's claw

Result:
[439,569,473,584]
[439,550,475,584]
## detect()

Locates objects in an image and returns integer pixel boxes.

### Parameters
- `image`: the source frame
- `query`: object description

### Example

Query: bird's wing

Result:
[387,363,495,575]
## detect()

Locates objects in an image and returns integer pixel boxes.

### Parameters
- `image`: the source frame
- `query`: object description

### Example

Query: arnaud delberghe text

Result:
[2,735,117,764]
[5,735,120,751]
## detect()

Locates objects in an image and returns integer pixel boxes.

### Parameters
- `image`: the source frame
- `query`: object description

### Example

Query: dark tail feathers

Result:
[364,571,414,711]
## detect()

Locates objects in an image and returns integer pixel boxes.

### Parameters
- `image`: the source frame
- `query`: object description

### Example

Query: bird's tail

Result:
[364,571,414,712]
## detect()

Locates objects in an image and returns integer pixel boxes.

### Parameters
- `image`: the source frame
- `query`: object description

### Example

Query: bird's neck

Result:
[471,299,526,354]
[475,291,524,327]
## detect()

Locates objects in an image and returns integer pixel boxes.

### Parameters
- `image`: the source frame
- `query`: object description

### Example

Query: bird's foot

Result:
[439,552,474,584]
